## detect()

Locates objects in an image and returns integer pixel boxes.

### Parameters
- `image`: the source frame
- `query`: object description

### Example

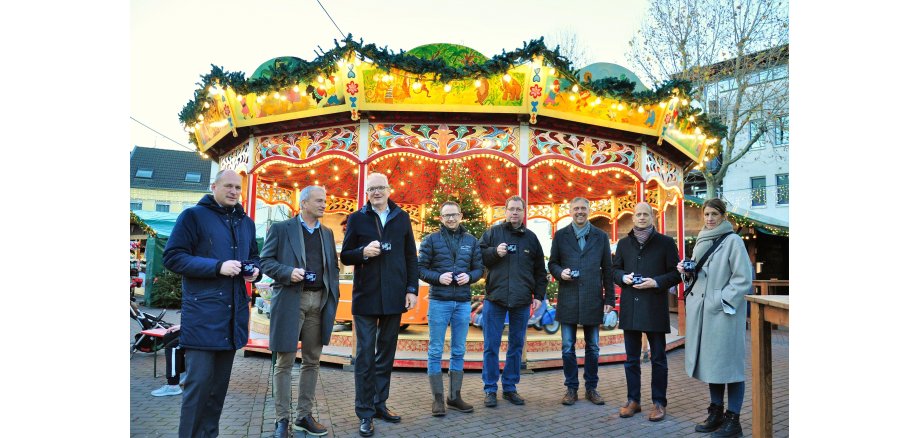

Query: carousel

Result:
[179,36,725,369]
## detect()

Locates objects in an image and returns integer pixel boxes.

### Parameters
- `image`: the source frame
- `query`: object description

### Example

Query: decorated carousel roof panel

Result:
[180,37,726,165]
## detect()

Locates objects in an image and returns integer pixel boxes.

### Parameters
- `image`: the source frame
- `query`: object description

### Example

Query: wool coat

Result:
[340,199,419,315]
[612,229,681,333]
[163,194,262,351]
[259,216,340,351]
[417,224,484,302]
[548,223,616,326]
[684,222,752,383]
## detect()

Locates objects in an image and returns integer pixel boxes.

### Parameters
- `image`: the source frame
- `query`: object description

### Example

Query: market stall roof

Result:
[131,210,181,238]
[684,195,788,235]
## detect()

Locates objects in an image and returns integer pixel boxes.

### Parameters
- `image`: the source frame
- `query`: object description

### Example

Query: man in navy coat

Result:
[340,172,419,437]
[163,170,261,438]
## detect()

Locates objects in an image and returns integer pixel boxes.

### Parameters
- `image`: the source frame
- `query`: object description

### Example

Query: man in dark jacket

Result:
[548,197,615,406]
[340,173,419,437]
[260,185,340,437]
[418,201,483,416]
[163,170,262,438]
[478,196,548,408]
[612,202,681,422]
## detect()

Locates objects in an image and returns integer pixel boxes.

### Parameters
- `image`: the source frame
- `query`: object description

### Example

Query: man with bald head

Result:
[341,172,419,437]
[163,169,262,438]
[612,202,681,422]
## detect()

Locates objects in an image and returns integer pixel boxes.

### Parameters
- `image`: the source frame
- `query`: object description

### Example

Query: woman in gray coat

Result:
[678,198,752,438]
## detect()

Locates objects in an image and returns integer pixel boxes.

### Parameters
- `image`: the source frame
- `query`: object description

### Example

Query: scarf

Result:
[691,220,734,260]
[572,222,590,250]
[632,225,655,245]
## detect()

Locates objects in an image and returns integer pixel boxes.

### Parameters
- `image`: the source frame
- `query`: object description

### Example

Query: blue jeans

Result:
[427,299,471,374]
[481,300,529,393]
[561,323,599,390]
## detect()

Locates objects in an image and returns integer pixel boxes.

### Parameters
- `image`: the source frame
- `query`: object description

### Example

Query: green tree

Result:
[424,161,487,238]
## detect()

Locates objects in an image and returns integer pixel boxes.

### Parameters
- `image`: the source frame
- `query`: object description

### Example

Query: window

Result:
[130,200,142,210]
[155,201,171,212]
[751,177,767,207]
[773,116,789,145]
[185,172,201,183]
[749,119,766,149]
[776,174,789,205]
[135,169,153,178]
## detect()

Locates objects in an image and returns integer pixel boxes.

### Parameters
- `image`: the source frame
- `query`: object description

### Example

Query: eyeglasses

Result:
[366,185,389,193]
[442,213,461,219]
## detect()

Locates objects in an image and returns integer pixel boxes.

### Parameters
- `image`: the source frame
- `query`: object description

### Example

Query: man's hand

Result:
[456,273,470,285]
[676,262,686,274]
[405,293,418,310]
[439,272,454,285]
[291,268,305,283]
[496,242,508,257]
[634,278,658,289]
[363,240,382,258]
[623,272,634,284]
[220,260,242,277]
[244,268,260,283]
[604,304,614,313]
[531,298,541,313]
[561,268,572,281]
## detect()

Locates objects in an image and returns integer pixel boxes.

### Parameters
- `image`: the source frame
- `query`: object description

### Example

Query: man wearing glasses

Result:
[417,201,484,416]
[340,173,419,437]
[478,196,548,407]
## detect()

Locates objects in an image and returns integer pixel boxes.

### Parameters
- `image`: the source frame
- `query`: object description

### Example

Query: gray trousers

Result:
[178,349,236,438]
[274,290,324,420]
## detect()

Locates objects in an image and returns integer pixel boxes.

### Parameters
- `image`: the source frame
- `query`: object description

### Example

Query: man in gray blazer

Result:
[260,185,340,437]
[548,197,616,407]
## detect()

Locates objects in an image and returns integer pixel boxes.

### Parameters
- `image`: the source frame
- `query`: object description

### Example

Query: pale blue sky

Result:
[130,0,649,151]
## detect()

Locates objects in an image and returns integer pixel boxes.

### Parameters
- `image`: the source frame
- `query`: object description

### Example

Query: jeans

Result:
[561,323,599,390]
[710,381,745,414]
[623,330,668,406]
[178,349,236,438]
[427,299,471,375]
[481,300,529,394]
[274,290,323,420]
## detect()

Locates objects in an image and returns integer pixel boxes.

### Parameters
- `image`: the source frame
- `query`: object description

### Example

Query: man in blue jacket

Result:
[340,172,419,437]
[417,201,483,417]
[163,170,262,438]
[478,196,548,408]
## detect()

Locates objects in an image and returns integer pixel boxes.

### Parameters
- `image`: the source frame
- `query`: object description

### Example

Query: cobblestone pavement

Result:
[130,306,788,437]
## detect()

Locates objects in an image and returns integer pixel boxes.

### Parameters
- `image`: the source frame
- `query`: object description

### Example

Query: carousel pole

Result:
[519,121,530,226]
[246,135,258,220]
[358,119,370,206]
[677,193,686,335]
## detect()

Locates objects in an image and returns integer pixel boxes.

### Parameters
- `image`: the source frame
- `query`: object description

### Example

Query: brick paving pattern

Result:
[131,307,788,437]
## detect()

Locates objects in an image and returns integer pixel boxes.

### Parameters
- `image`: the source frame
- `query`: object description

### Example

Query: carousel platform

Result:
[246,308,684,370]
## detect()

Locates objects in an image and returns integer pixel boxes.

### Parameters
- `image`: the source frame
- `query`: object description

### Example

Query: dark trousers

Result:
[162,331,184,386]
[353,313,401,419]
[623,330,668,406]
[178,349,236,438]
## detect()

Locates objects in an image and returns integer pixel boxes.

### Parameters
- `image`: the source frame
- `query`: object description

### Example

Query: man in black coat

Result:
[612,202,681,422]
[478,196,548,408]
[340,173,419,437]
[548,197,615,406]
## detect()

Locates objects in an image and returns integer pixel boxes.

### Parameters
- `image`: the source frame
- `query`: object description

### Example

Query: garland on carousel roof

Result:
[179,34,726,146]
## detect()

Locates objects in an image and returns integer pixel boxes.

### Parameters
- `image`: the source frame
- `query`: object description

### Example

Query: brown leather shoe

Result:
[648,403,666,422]
[619,400,641,418]
[561,387,577,405]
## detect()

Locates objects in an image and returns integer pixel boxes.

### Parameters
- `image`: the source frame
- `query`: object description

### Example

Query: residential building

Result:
[130,146,216,213]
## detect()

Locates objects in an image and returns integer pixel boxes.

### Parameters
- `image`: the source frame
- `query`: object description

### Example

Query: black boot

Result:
[694,403,724,433]
[711,410,742,438]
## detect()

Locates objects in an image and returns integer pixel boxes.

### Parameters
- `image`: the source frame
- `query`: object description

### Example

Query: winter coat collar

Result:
[359,198,402,219]
[197,194,245,217]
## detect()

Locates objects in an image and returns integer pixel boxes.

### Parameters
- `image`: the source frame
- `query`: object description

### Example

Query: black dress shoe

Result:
[273,418,289,438]
[502,391,526,405]
[484,392,497,407]
[374,407,401,423]
[293,415,328,436]
[359,418,374,437]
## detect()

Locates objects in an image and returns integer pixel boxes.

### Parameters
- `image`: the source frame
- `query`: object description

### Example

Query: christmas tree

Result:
[423,161,487,238]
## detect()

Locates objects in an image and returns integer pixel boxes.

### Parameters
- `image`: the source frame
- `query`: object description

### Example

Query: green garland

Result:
[180,34,726,144]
